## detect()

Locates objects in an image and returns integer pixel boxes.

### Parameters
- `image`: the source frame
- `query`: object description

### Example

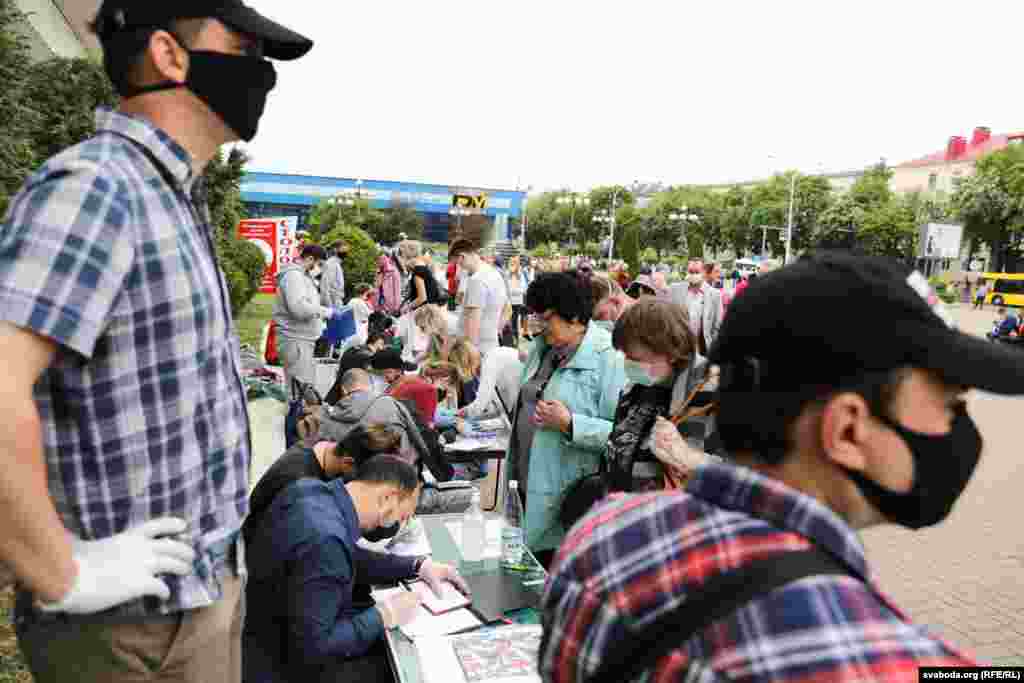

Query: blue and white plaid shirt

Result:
[0,108,251,618]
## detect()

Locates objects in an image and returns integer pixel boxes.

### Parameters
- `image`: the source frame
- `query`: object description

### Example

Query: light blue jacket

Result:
[517,323,626,551]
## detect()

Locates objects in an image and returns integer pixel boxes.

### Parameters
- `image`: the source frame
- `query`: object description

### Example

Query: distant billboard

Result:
[237,216,298,294]
[919,223,963,260]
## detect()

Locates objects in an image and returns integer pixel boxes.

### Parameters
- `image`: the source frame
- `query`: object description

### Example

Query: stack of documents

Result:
[370,586,482,640]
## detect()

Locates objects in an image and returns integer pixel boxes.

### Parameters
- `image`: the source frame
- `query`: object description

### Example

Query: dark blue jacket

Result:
[242,478,419,683]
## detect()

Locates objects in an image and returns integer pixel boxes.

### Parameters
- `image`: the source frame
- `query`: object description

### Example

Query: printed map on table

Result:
[451,626,542,683]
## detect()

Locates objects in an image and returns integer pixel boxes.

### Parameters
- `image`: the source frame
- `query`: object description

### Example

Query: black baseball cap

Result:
[708,251,1024,395]
[371,350,417,373]
[92,0,313,61]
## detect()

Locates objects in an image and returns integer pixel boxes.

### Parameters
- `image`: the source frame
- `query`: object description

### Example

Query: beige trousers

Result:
[18,574,244,683]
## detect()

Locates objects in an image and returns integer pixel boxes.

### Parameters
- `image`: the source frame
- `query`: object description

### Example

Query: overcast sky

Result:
[240,0,1023,193]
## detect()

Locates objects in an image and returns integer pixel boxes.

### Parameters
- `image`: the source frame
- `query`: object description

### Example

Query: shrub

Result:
[320,224,380,301]
[216,234,265,317]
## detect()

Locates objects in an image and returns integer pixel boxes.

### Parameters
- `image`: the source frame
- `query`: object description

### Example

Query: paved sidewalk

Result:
[861,304,1024,665]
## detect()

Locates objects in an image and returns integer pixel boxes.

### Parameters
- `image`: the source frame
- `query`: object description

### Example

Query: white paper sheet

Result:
[370,586,407,602]
[407,580,471,614]
[444,519,504,559]
[444,435,510,452]
[400,606,481,639]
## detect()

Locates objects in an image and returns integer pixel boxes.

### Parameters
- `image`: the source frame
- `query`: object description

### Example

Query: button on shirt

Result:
[540,462,975,682]
[0,108,250,618]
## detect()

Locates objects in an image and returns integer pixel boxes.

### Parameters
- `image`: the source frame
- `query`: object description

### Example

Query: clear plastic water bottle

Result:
[501,480,524,568]
[462,490,485,562]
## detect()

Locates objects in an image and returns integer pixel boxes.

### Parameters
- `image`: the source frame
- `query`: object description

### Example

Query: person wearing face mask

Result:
[600,299,714,495]
[669,259,724,356]
[242,424,404,551]
[540,252,1024,683]
[243,455,468,683]
[274,243,336,399]
[321,240,350,309]
[0,3,313,682]
[508,272,626,569]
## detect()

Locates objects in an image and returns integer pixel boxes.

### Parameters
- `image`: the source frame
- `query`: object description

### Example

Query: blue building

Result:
[240,172,527,244]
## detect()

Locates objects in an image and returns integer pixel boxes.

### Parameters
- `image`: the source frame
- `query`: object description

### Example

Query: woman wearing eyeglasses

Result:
[507,272,627,568]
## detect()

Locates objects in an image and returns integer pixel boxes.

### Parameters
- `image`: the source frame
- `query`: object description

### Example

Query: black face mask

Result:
[125,45,277,142]
[843,402,982,529]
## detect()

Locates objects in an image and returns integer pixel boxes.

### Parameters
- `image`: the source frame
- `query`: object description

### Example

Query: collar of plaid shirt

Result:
[96,107,196,190]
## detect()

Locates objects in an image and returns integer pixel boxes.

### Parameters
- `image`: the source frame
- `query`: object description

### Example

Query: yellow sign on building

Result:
[452,193,488,210]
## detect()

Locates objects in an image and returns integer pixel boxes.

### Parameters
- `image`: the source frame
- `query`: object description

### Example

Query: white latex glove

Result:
[377,591,422,629]
[418,559,470,597]
[38,518,196,615]
[652,416,707,475]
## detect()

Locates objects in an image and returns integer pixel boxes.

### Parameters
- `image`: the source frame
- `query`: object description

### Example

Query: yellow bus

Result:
[982,273,1024,307]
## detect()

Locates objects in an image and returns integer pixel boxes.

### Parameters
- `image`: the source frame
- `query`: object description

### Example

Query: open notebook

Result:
[404,579,472,615]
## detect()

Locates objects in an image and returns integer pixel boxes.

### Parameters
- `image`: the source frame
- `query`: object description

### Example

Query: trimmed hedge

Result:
[216,234,266,317]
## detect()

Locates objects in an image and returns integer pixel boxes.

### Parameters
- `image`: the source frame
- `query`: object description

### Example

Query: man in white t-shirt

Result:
[450,239,509,356]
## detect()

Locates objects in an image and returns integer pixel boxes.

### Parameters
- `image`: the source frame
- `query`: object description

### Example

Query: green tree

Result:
[719,187,760,258]
[952,145,1024,272]
[321,224,380,301]
[0,0,40,215]
[750,172,833,257]
[307,197,373,244]
[816,194,864,249]
[21,56,117,163]
[523,192,564,249]
[858,198,918,260]
[849,161,894,209]
[619,220,642,276]
[201,148,264,316]
[204,147,249,239]
[376,201,424,245]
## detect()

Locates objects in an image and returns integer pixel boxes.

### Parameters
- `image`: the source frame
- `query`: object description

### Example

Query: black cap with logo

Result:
[709,251,1024,395]
[92,0,313,61]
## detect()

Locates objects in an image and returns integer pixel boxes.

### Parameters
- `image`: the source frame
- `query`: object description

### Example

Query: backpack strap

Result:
[587,548,851,683]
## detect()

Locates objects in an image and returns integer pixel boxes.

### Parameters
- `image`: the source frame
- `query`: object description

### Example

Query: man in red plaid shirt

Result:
[540,252,1024,682]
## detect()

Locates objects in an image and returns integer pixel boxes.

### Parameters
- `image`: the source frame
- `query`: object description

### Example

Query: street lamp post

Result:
[669,207,699,257]
[784,172,796,265]
[556,193,590,252]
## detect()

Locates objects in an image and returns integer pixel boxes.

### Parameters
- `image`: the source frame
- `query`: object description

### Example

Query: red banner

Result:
[238,219,279,294]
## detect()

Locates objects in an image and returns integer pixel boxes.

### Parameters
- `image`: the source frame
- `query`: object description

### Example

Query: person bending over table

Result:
[243,456,467,683]
[242,424,404,550]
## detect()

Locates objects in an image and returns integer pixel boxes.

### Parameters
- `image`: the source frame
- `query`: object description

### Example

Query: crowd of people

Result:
[1,2,1023,683]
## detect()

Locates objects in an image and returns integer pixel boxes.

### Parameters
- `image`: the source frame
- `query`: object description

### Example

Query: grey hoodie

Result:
[273,264,323,341]
[316,390,453,482]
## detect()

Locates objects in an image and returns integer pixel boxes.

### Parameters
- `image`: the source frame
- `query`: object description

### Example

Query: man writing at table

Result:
[243,455,468,682]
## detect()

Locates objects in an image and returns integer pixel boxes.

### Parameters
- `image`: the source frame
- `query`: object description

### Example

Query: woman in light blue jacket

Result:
[507,272,626,567]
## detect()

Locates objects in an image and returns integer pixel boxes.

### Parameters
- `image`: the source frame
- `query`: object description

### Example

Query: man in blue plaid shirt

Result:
[0,3,312,682]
